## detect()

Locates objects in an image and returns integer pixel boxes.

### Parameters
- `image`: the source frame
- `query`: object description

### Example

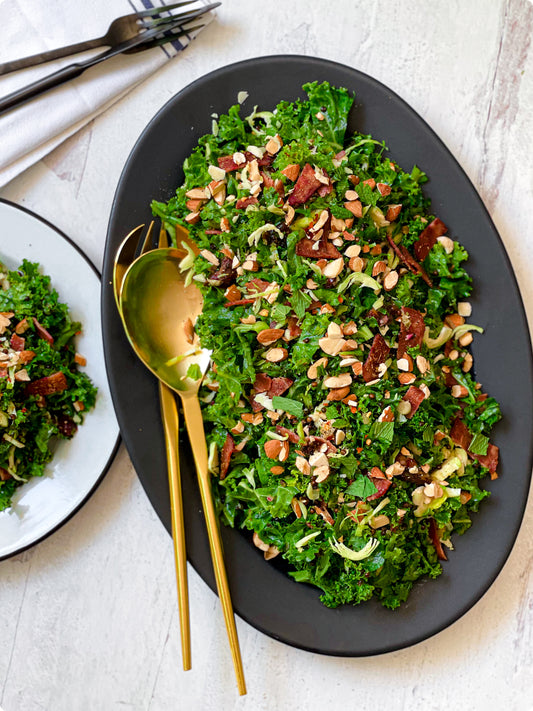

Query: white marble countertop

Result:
[1,1,532,709]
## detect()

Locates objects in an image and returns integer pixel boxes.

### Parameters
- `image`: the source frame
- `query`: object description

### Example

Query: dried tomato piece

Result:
[414,218,448,261]
[207,256,236,288]
[275,426,300,443]
[362,334,390,382]
[429,518,448,560]
[57,415,77,437]
[235,196,258,209]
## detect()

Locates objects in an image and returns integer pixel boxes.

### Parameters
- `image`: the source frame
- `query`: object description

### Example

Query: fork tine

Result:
[135,23,206,51]
[140,3,219,30]
[135,1,197,19]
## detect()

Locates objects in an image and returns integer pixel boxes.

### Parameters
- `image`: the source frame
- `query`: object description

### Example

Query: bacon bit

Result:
[397,307,426,358]
[10,333,25,351]
[26,371,68,396]
[377,183,391,196]
[386,235,433,287]
[269,377,293,396]
[223,298,255,308]
[74,353,87,367]
[450,416,499,474]
[429,518,448,560]
[295,238,341,260]
[275,426,300,443]
[0,467,11,481]
[317,182,333,197]
[367,476,392,501]
[246,278,271,294]
[362,334,390,383]
[402,386,425,419]
[386,204,402,221]
[207,256,236,288]
[253,373,272,393]
[288,163,325,207]
[235,196,258,209]
[220,433,235,479]
[32,317,54,344]
[414,218,448,261]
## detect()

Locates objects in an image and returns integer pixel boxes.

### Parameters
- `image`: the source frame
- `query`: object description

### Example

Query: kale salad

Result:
[0,259,97,511]
[152,81,501,609]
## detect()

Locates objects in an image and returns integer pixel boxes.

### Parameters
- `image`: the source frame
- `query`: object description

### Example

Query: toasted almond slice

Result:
[257,328,284,345]
[324,373,352,389]
[265,347,288,362]
[307,357,328,380]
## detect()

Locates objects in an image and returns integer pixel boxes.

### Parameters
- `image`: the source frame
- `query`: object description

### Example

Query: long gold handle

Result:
[180,394,246,696]
[159,382,191,671]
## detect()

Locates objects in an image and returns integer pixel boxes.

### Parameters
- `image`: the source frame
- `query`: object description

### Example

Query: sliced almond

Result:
[462,353,473,373]
[257,328,284,345]
[398,372,416,385]
[326,385,351,401]
[437,235,454,254]
[253,532,269,552]
[264,439,282,459]
[323,373,352,389]
[383,270,399,291]
[307,357,329,380]
[372,260,387,277]
[265,347,288,362]
[451,384,469,398]
[322,257,344,279]
[319,336,347,356]
[344,244,361,258]
[200,249,219,266]
[416,355,429,374]
[185,187,209,199]
[348,256,364,272]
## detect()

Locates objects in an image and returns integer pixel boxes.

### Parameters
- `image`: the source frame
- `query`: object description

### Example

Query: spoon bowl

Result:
[120,247,210,393]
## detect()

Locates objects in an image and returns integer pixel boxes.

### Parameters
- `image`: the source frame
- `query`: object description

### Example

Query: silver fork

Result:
[0,3,219,115]
[0,2,199,76]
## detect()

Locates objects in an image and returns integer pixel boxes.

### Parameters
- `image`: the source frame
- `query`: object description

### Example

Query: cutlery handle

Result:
[159,382,191,671]
[0,38,103,76]
[0,61,88,114]
[181,395,247,696]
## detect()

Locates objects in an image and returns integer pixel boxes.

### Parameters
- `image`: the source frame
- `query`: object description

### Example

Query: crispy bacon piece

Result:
[32,317,54,344]
[367,476,392,500]
[363,334,390,383]
[450,416,499,475]
[275,426,300,443]
[10,333,25,351]
[245,278,270,294]
[217,151,273,172]
[397,307,426,358]
[429,518,448,560]
[386,235,433,287]
[269,377,293,396]
[402,386,425,419]
[295,238,341,260]
[414,218,448,261]
[26,371,68,396]
[0,467,11,481]
[223,298,255,308]
[235,196,258,209]
[317,182,333,197]
[253,373,272,393]
[288,163,325,207]
[220,433,235,480]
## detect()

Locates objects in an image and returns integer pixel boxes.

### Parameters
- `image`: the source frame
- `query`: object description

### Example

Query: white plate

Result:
[0,199,120,559]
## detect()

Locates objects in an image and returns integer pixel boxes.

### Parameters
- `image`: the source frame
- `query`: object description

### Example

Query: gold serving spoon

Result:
[119,226,246,696]
[113,223,190,672]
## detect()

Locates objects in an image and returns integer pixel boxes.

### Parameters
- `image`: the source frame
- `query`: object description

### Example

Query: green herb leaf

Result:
[271,396,304,418]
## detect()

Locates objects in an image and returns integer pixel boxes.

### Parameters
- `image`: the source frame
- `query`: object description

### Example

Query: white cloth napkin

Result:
[0,0,212,187]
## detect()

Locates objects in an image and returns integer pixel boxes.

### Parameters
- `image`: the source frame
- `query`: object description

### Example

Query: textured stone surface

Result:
[1,1,532,709]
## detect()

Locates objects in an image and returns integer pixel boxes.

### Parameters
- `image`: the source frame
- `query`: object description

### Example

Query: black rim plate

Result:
[102,55,533,656]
